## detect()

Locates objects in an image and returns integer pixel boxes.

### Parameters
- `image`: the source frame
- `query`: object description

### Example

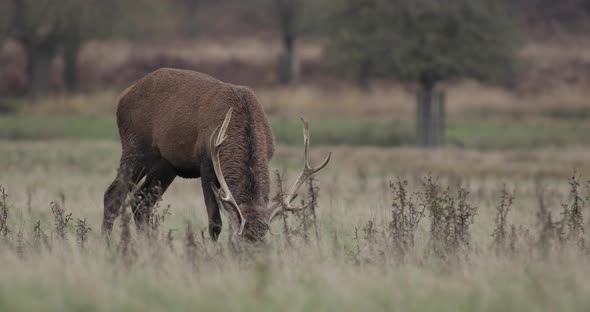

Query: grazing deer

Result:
[103,68,330,242]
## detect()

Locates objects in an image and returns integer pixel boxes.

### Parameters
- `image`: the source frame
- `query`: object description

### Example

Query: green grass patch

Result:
[446,120,590,149]
[0,114,414,146]
[0,114,118,140]
[1,113,589,149]
[272,116,414,146]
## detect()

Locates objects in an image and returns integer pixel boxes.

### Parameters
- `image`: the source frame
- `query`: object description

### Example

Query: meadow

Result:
[1,137,590,311]
[1,40,590,309]
[2,2,590,310]
[2,82,590,149]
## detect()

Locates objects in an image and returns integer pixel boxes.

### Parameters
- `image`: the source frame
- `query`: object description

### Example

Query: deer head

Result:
[209,108,330,242]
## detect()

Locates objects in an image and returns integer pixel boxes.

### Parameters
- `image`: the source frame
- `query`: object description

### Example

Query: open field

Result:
[2,3,590,310]
[1,140,590,311]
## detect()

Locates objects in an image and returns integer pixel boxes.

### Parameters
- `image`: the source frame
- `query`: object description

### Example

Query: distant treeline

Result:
[0,0,589,97]
[1,0,589,148]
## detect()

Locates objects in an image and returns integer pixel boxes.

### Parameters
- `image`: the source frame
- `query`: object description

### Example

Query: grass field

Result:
[2,11,590,311]
[1,113,590,149]
[1,139,590,311]
[1,76,589,311]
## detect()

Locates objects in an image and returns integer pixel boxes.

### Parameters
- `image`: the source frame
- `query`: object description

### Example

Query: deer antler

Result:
[210,108,246,235]
[269,117,331,222]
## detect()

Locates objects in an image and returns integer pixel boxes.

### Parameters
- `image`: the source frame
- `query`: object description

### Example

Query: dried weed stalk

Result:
[389,178,424,260]
[33,220,50,252]
[272,170,292,246]
[560,173,586,252]
[492,184,514,255]
[50,201,72,241]
[307,175,321,243]
[0,186,10,240]
[76,218,91,250]
[16,230,24,258]
[422,176,477,261]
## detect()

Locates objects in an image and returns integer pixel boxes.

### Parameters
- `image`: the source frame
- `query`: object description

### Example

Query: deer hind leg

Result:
[132,160,176,231]
[102,161,147,237]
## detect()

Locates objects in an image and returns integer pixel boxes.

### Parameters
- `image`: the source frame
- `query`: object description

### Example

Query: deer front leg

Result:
[201,164,222,241]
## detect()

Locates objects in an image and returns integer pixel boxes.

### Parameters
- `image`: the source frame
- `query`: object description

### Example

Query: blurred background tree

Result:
[1,0,590,148]
[5,0,64,96]
[323,0,381,90]
[267,0,328,84]
[324,0,521,147]
[173,0,201,37]
[59,0,114,93]
[1,0,183,96]
[515,0,590,34]
[59,0,183,92]
[0,1,10,42]
[273,0,304,84]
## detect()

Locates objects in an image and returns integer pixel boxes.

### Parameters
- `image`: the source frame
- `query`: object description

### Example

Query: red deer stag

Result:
[103,68,330,242]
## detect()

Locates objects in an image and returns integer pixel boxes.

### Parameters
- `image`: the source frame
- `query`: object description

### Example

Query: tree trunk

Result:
[356,59,373,91]
[275,0,300,85]
[26,43,56,97]
[416,84,446,147]
[416,89,425,146]
[63,39,81,93]
[278,35,299,84]
[436,91,446,145]
[416,83,434,147]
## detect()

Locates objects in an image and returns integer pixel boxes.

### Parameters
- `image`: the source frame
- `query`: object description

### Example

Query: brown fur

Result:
[103,68,275,241]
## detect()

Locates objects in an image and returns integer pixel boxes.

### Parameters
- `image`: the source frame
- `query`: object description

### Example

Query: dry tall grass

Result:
[1,140,590,311]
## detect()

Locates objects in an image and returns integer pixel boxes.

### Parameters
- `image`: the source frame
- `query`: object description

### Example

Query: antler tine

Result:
[293,117,331,196]
[301,117,331,172]
[210,108,246,235]
[269,117,331,222]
